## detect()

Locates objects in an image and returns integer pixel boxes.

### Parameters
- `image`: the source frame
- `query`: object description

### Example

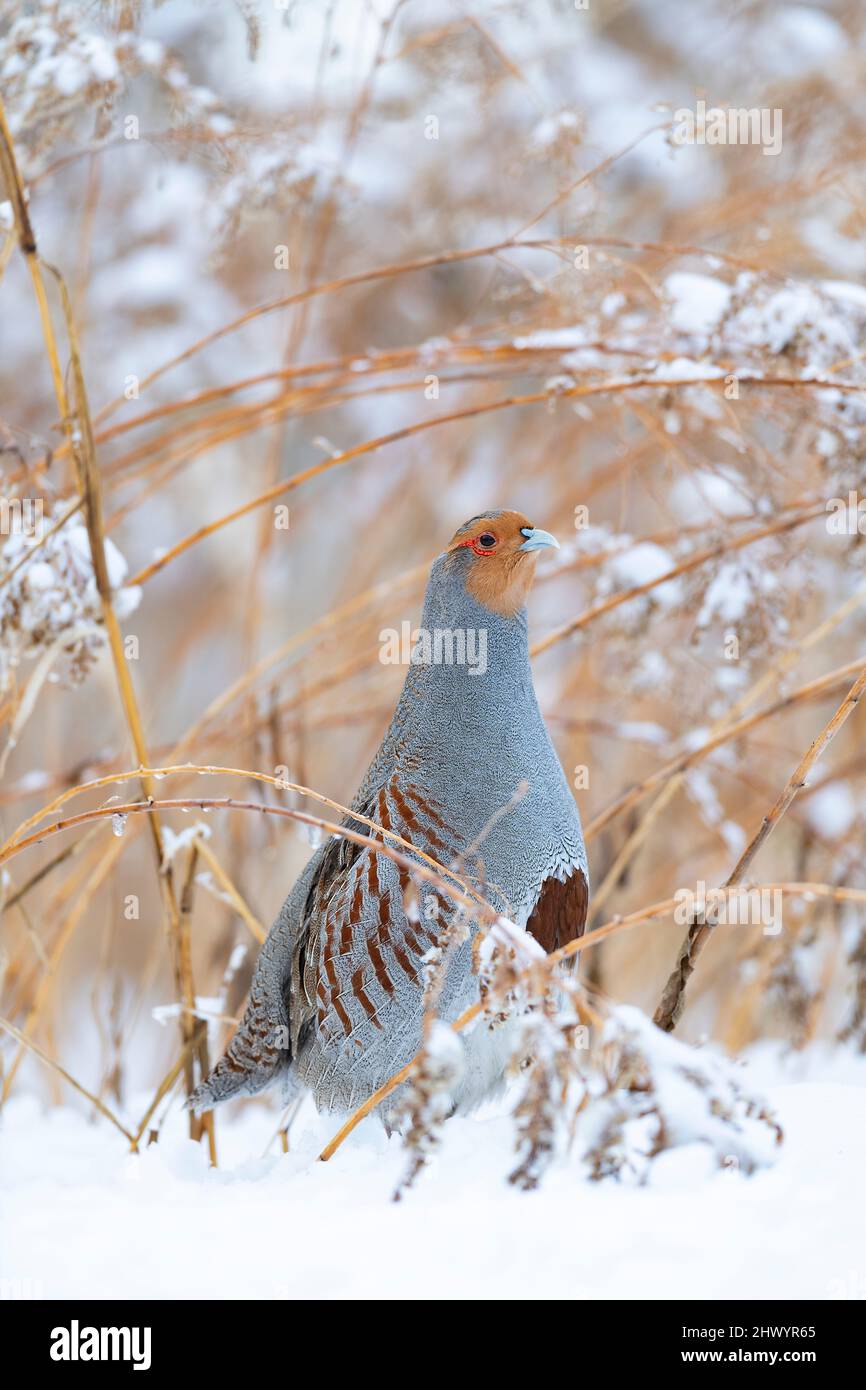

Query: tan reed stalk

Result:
[654,665,866,1032]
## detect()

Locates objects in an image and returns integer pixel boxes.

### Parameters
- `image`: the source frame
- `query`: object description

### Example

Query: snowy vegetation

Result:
[1,0,865,1299]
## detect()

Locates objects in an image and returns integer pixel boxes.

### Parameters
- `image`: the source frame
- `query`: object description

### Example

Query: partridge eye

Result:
[478,533,496,548]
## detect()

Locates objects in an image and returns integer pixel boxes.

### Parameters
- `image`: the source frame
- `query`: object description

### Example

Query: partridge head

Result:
[192,510,588,1118]
[445,511,561,615]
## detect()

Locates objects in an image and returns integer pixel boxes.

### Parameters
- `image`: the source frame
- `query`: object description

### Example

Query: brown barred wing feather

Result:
[304,778,462,1058]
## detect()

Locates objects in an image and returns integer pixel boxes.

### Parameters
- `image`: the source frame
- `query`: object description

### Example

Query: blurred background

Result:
[2,0,866,1131]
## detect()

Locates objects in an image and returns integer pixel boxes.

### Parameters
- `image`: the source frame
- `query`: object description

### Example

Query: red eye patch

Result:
[458,532,498,556]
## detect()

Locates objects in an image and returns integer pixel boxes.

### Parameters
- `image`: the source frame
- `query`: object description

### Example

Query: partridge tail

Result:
[189,903,296,1115]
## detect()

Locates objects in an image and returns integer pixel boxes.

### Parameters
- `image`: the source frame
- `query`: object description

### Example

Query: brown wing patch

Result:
[367,900,396,996]
[526,869,589,954]
[312,779,468,1046]
[351,965,383,1029]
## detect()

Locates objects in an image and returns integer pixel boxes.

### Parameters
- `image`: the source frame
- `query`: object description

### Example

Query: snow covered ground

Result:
[2,1042,865,1302]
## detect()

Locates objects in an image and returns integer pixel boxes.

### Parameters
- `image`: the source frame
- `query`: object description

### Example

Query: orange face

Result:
[445,510,559,616]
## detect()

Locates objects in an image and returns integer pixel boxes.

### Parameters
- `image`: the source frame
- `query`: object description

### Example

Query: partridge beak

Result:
[519,527,560,553]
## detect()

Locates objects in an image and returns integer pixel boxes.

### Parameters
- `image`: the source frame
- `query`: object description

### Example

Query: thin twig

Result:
[654,665,866,1032]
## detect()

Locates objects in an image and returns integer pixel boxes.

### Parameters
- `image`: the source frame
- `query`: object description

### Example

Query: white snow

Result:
[759,6,846,76]
[664,272,732,335]
[632,650,670,690]
[720,819,748,856]
[821,279,866,310]
[697,563,754,625]
[605,541,683,606]
[513,327,589,350]
[0,512,141,689]
[160,820,212,867]
[805,783,857,838]
[531,110,580,147]
[669,469,754,523]
[2,1042,865,1300]
[726,278,861,368]
[658,357,725,382]
[616,721,669,745]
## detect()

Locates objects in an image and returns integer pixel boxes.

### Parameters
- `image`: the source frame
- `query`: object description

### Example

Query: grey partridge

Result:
[192,511,589,1117]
